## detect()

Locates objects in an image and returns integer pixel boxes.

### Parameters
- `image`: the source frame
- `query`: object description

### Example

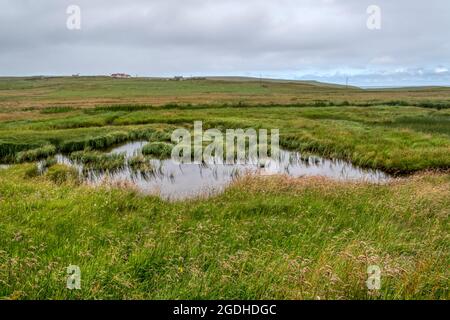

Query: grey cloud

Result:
[0,0,449,86]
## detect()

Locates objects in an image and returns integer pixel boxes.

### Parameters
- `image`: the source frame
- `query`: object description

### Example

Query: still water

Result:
[53,141,390,200]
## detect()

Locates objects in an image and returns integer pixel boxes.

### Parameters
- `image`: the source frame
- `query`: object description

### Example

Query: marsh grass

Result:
[37,156,57,173]
[150,130,173,142]
[69,150,126,171]
[142,142,174,159]
[85,104,155,114]
[45,164,80,185]
[59,132,130,153]
[40,106,75,114]
[23,163,40,178]
[0,165,448,299]
[1,106,449,173]
[383,115,450,136]
[16,145,56,162]
[127,155,154,172]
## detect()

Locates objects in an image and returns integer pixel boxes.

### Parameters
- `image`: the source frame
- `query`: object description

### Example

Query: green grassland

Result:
[0,77,449,299]
[1,76,449,109]
[1,167,448,299]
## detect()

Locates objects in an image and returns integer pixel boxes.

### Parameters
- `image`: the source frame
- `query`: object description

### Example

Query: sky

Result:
[1,0,449,87]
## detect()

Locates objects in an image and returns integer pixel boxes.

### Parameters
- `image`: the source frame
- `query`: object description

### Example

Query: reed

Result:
[40,106,75,114]
[16,145,56,163]
[45,164,80,184]
[128,155,154,172]
[69,150,126,171]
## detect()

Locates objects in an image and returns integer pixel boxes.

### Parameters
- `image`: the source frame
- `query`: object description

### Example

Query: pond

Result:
[53,141,391,200]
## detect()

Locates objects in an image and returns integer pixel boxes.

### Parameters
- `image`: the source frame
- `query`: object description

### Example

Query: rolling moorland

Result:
[0,76,449,299]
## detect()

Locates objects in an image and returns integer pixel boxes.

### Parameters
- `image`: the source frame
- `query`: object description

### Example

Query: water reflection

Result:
[53,141,390,200]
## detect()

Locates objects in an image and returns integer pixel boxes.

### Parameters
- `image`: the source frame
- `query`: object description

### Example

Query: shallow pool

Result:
[53,141,391,200]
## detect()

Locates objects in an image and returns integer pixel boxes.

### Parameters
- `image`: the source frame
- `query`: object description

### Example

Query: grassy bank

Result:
[0,165,448,299]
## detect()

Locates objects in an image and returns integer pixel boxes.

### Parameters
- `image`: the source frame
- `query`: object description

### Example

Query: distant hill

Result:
[204,76,360,89]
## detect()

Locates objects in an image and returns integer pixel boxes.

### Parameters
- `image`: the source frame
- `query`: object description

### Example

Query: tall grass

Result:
[0,166,448,299]
[85,104,155,114]
[45,164,80,184]
[60,132,130,153]
[0,142,44,162]
[69,150,126,171]
[142,142,174,159]
[40,106,75,114]
[16,145,56,162]
[127,155,154,172]
[384,116,450,136]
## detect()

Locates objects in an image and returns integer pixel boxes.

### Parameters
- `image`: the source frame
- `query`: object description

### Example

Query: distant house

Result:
[111,73,131,79]
[172,76,184,81]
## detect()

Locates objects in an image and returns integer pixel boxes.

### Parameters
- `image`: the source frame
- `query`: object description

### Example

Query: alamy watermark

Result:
[367,5,381,30]
[67,265,81,290]
[366,265,381,290]
[66,5,81,30]
[66,5,380,31]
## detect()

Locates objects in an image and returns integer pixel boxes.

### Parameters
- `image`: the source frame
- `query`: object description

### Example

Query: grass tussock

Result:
[23,164,40,179]
[142,142,174,159]
[69,150,126,171]
[45,164,79,185]
[127,155,154,172]
[16,145,56,163]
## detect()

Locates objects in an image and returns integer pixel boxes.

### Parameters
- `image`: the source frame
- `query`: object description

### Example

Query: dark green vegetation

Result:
[142,142,174,159]
[16,145,56,162]
[127,155,154,172]
[45,164,79,185]
[0,77,449,299]
[69,150,126,171]
[40,106,75,114]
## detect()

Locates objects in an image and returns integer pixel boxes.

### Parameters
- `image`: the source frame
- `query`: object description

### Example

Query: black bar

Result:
[0,300,446,319]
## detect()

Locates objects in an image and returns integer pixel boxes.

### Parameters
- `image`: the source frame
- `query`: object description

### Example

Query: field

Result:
[1,76,450,110]
[0,77,449,299]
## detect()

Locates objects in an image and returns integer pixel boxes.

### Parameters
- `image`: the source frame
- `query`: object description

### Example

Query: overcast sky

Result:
[1,0,449,86]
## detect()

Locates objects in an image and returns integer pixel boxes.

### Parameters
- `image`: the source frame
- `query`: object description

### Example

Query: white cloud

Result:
[435,67,449,74]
